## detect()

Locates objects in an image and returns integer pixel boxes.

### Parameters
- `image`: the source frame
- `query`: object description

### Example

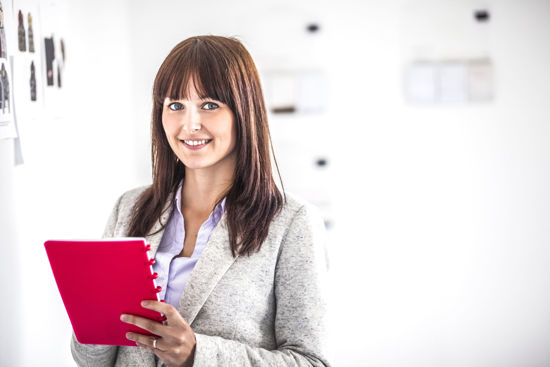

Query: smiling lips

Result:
[181,139,212,150]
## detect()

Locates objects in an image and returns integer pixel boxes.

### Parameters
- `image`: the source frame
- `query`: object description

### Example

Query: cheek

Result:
[225,116,237,148]
[161,115,177,137]
[229,125,237,149]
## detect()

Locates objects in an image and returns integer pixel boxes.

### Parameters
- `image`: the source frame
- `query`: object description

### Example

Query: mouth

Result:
[180,138,212,150]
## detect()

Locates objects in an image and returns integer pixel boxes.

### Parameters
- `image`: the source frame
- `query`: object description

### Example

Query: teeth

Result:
[184,139,209,146]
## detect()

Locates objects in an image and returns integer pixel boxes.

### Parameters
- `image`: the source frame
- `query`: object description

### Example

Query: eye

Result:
[203,102,219,110]
[168,102,184,111]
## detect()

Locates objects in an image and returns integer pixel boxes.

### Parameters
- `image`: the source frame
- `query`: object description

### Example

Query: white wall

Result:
[0,139,22,365]
[1,0,138,365]
[1,0,550,366]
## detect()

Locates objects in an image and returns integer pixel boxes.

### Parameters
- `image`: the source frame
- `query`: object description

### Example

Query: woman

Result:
[71,35,331,367]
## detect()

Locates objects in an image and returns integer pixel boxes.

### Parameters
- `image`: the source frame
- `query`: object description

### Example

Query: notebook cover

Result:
[44,239,163,346]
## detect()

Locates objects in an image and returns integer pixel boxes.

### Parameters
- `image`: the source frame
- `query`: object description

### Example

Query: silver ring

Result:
[152,338,157,349]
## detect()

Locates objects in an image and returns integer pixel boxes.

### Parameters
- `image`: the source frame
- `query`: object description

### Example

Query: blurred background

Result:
[1,0,550,366]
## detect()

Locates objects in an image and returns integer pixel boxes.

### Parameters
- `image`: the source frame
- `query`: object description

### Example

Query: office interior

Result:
[1,0,550,366]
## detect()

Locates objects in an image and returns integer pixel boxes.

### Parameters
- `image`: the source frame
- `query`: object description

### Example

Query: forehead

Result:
[165,74,231,108]
[164,79,208,102]
[165,74,210,99]
[155,51,230,106]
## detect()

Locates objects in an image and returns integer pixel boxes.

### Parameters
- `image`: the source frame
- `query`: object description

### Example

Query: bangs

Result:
[153,40,233,106]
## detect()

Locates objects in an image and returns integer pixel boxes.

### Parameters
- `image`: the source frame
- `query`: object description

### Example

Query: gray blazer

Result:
[71,186,332,367]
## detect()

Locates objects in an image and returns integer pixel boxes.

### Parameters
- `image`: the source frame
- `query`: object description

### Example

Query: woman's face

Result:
[162,80,237,174]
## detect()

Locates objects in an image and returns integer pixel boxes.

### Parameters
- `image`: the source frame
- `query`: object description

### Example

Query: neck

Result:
[181,164,234,214]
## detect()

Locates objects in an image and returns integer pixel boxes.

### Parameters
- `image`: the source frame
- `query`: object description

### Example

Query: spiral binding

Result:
[143,242,163,308]
[143,242,163,314]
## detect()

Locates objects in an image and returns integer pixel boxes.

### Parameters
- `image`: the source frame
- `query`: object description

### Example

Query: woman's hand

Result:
[121,301,196,367]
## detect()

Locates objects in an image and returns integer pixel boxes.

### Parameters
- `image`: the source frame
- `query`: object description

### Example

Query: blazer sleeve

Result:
[70,194,124,367]
[191,204,332,367]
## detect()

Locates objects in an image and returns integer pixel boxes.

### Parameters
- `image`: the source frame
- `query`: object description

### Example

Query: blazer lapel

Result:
[178,213,238,325]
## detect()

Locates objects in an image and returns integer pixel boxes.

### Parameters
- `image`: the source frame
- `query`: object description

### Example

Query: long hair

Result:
[128,35,284,257]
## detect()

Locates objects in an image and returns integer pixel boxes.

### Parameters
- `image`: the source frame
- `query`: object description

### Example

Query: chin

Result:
[181,160,212,170]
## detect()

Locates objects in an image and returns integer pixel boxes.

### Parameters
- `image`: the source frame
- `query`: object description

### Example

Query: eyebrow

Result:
[164,97,223,103]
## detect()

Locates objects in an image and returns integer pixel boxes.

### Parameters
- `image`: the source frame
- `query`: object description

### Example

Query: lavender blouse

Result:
[152,183,226,308]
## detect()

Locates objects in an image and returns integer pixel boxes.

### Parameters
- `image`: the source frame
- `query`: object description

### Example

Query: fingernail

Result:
[120,315,127,322]
[126,332,133,340]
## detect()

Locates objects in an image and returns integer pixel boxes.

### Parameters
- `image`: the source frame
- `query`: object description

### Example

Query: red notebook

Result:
[44,238,164,346]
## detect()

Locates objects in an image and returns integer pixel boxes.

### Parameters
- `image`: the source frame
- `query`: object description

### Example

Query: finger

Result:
[135,340,160,353]
[141,300,174,316]
[120,314,164,335]
[141,301,182,325]
[135,341,148,349]
[127,333,163,351]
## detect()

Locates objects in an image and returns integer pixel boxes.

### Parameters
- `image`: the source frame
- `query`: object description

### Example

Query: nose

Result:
[182,107,201,133]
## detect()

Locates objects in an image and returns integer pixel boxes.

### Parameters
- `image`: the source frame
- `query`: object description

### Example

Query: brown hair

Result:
[128,35,284,257]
